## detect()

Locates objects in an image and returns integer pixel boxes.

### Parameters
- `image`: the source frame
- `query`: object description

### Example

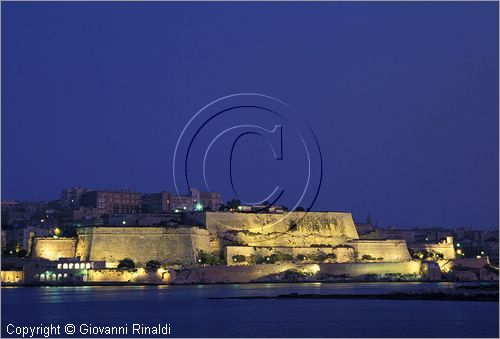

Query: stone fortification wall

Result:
[87,268,169,284]
[169,263,321,284]
[1,271,24,284]
[318,261,421,277]
[168,261,421,284]
[359,229,416,243]
[409,242,456,260]
[75,226,212,266]
[185,211,359,254]
[31,238,77,261]
[225,246,355,265]
[225,240,411,265]
[347,240,411,262]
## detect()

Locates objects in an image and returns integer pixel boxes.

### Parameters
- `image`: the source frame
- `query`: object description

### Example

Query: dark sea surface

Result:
[1,282,498,338]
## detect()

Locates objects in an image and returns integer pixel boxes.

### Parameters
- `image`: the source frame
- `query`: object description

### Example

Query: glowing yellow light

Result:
[456,249,462,255]
[309,264,320,274]
[54,227,61,236]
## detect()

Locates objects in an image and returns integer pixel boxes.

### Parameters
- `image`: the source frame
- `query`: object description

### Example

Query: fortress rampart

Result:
[409,239,456,260]
[168,261,422,284]
[186,211,359,237]
[185,211,360,254]
[31,238,77,261]
[30,212,413,272]
[346,240,411,262]
[225,240,411,265]
[75,226,212,265]
[87,268,170,284]
[31,226,212,266]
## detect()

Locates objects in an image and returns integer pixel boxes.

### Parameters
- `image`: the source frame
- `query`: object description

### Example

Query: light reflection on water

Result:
[2,282,498,338]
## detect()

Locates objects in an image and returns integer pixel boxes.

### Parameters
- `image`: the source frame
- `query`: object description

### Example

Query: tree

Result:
[226,199,241,210]
[249,254,265,264]
[264,252,293,264]
[231,255,246,263]
[145,260,161,272]
[197,250,222,265]
[294,206,306,212]
[118,258,135,270]
[323,253,337,262]
[296,254,307,261]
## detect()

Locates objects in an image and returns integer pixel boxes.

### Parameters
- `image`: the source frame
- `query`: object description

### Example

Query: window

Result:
[69,263,74,269]
[63,263,68,269]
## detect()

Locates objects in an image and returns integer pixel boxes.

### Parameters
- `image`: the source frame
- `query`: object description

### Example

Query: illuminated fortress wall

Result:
[87,268,170,284]
[225,240,411,265]
[225,246,355,265]
[169,261,421,284]
[346,240,412,262]
[30,212,412,268]
[31,238,77,260]
[32,227,212,265]
[75,226,212,265]
[185,211,360,253]
[409,240,456,260]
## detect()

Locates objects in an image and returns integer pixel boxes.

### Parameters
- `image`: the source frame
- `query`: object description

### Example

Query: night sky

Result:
[2,2,498,229]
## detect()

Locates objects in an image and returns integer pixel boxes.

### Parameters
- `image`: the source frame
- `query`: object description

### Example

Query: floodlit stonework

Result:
[28,211,464,284]
[31,238,77,261]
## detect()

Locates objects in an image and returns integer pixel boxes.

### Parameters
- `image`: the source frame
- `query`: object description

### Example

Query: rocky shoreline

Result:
[211,292,498,302]
[209,283,499,302]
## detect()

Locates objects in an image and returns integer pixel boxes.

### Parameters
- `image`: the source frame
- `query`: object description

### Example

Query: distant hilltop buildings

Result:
[60,187,223,216]
[1,186,223,254]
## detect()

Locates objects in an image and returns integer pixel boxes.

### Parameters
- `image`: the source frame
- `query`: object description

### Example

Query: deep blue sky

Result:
[2,2,498,229]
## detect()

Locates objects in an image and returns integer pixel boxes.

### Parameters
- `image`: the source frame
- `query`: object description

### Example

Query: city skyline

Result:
[1,184,498,230]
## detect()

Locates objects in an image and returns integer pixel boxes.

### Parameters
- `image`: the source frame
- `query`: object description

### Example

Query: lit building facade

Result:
[81,190,142,215]
[141,192,170,213]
